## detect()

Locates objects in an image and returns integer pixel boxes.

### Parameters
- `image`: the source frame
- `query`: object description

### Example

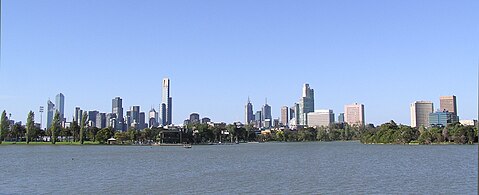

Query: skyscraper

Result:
[344,103,365,127]
[55,93,65,121]
[262,100,272,128]
[96,113,106,129]
[160,103,167,126]
[440,96,457,116]
[131,106,140,124]
[281,106,289,126]
[46,100,55,129]
[338,113,345,124]
[149,108,158,128]
[410,101,433,128]
[245,98,254,125]
[88,110,99,127]
[139,112,146,129]
[298,84,314,126]
[307,110,335,128]
[74,107,82,123]
[112,97,124,131]
[162,78,172,125]
[190,113,200,125]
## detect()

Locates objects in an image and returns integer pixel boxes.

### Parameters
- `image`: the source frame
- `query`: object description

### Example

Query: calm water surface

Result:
[0,142,477,194]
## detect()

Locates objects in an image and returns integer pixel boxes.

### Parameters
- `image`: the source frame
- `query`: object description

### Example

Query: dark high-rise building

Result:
[131,106,140,124]
[160,103,167,126]
[190,113,200,125]
[47,100,55,129]
[96,113,106,129]
[262,101,272,120]
[112,97,124,131]
[255,110,262,128]
[88,111,99,127]
[245,98,254,125]
[162,78,173,125]
[74,107,82,123]
[55,93,65,121]
[201,117,211,124]
[139,112,146,129]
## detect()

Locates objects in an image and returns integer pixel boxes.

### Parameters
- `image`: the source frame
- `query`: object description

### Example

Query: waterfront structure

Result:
[201,117,211,124]
[429,111,459,127]
[307,110,335,128]
[410,101,433,128]
[46,100,55,129]
[112,97,124,131]
[298,84,314,126]
[55,93,65,121]
[344,103,365,127]
[190,113,200,125]
[162,78,173,125]
[338,113,345,124]
[96,113,106,129]
[245,98,254,125]
[281,106,289,126]
[440,96,457,116]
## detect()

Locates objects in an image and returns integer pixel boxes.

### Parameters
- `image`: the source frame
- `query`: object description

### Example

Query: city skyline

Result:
[0,1,477,125]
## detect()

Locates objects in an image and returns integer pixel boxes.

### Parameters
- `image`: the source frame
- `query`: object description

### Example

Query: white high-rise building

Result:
[298,84,314,126]
[410,101,433,128]
[162,78,172,125]
[307,110,334,128]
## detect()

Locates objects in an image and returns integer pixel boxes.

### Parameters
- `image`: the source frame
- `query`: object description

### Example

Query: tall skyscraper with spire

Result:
[245,98,254,125]
[299,84,314,126]
[162,78,172,125]
[262,99,272,128]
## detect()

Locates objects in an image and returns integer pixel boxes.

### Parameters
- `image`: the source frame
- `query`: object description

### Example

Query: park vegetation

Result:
[0,109,477,145]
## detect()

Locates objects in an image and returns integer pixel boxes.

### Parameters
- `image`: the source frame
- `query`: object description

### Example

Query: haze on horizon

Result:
[0,0,478,126]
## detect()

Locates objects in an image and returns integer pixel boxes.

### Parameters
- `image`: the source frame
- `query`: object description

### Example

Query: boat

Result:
[183,144,192,149]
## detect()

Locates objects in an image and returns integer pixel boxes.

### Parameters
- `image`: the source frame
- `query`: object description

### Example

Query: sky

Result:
[1,0,478,127]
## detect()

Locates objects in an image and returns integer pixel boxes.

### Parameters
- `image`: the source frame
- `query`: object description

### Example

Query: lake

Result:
[0,142,477,194]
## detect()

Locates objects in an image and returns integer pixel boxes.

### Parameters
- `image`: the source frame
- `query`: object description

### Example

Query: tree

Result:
[70,121,80,142]
[97,128,114,144]
[0,111,9,144]
[80,111,88,144]
[51,111,61,144]
[10,123,19,142]
[26,111,35,144]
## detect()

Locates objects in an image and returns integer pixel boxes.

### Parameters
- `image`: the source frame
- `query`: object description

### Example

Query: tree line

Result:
[0,110,477,145]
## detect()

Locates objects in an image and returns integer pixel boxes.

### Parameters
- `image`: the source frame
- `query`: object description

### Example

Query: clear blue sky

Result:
[1,0,478,126]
